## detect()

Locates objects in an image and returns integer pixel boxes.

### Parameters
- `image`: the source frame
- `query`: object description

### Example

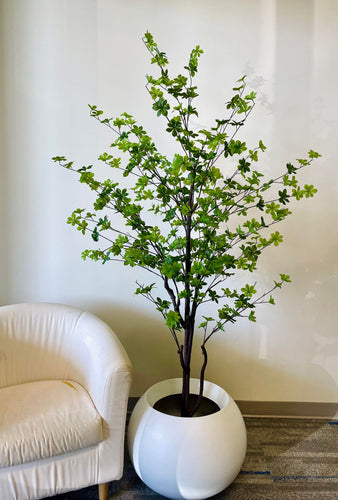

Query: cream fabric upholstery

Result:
[0,303,132,500]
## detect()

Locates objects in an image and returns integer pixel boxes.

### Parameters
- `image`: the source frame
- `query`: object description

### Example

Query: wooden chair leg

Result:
[98,482,109,500]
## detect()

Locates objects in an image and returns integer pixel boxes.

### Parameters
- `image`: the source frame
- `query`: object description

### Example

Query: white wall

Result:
[1,0,337,401]
[0,0,6,305]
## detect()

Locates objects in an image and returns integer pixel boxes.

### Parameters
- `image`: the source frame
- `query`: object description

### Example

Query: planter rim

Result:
[143,378,230,419]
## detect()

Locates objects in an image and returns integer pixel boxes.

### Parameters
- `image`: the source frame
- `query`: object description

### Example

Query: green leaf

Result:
[249,150,258,162]
[165,310,181,329]
[248,311,256,322]
[237,75,247,83]
[308,150,321,159]
[278,189,290,205]
[155,297,171,312]
[161,258,181,279]
[297,158,310,166]
[52,155,67,163]
[292,186,305,200]
[241,284,256,297]
[259,140,266,151]
[92,227,99,242]
[304,184,317,198]
[152,98,170,117]
[135,283,156,295]
[245,91,257,101]
[238,157,251,174]
[286,162,297,174]
[186,45,204,77]
[198,316,215,329]
[229,140,247,156]
[270,231,283,246]
[98,152,113,162]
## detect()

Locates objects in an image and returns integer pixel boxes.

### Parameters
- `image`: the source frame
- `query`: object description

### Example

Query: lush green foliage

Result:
[53,32,320,416]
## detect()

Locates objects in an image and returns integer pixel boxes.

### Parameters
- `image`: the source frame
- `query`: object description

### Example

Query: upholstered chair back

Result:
[0,303,130,419]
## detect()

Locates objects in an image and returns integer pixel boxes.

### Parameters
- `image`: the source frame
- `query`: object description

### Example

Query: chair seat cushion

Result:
[0,380,103,468]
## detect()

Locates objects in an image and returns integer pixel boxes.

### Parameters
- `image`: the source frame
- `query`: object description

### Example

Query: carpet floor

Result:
[52,417,338,500]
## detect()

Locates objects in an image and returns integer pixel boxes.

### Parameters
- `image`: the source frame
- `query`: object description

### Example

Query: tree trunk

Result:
[181,320,194,417]
[180,326,208,417]
[181,366,191,417]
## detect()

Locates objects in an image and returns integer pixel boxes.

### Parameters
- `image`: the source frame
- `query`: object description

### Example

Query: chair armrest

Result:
[71,310,132,420]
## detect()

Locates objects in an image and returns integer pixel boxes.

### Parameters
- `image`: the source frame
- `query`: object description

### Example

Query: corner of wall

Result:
[0,0,8,305]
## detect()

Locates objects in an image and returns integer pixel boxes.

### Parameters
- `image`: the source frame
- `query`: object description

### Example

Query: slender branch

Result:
[96,115,185,208]
[177,345,186,370]
[164,276,185,328]
[203,281,282,343]
[188,344,208,417]
[136,280,181,349]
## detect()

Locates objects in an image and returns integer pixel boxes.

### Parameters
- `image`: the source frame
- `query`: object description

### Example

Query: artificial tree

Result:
[53,32,320,417]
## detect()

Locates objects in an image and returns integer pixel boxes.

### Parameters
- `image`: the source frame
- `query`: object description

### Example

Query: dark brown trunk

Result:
[181,180,196,417]
[189,344,208,417]
[181,320,193,417]
[180,338,209,417]
[181,366,191,417]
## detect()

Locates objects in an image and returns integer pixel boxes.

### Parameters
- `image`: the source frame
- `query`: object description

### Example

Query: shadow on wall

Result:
[88,301,338,402]
[89,302,181,397]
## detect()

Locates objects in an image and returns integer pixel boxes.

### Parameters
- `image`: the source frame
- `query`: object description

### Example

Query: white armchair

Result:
[0,303,132,500]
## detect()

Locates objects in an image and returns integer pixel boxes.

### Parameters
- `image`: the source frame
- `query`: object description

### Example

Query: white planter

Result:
[127,378,247,500]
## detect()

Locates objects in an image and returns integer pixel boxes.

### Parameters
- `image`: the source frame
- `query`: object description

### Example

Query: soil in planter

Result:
[153,393,220,417]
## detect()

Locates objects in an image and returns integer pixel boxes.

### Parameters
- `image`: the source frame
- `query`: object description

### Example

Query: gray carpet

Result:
[53,418,338,500]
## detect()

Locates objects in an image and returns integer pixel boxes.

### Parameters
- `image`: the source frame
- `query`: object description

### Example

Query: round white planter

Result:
[127,378,247,500]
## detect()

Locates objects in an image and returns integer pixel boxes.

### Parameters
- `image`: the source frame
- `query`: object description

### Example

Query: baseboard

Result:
[236,400,338,420]
[128,397,338,420]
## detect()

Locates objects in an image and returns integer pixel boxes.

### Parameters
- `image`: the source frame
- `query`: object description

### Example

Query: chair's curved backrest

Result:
[0,302,122,392]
